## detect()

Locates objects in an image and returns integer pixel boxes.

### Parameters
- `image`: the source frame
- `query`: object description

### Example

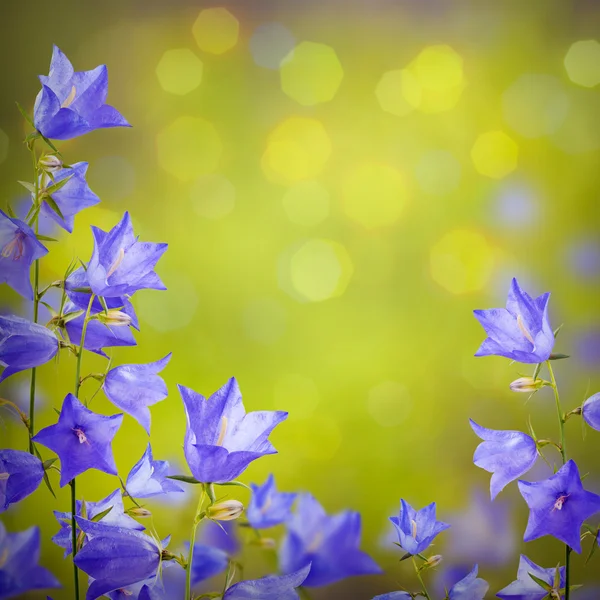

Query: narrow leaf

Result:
[91,506,113,522]
[16,101,36,129]
[167,475,202,484]
[549,353,570,361]
[5,203,17,218]
[17,180,36,193]
[36,234,59,242]
[32,443,56,499]
[45,173,73,195]
[42,457,58,470]
[528,572,552,592]
[43,195,64,220]
[532,362,542,380]
[218,480,251,491]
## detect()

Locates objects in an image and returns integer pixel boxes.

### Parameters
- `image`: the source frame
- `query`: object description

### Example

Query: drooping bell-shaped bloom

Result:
[0,210,48,300]
[33,45,130,141]
[188,543,229,585]
[390,500,450,556]
[53,488,144,557]
[0,521,61,599]
[372,593,412,600]
[0,449,44,513]
[497,555,565,600]
[470,420,538,500]
[40,162,100,232]
[447,565,488,600]
[179,377,288,483]
[247,473,297,529]
[582,392,600,431]
[86,212,167,298]
[473,277,554,364]
[104,354,172,434]
[32,393,123,487]
[126,444,184,498]
[279,493,381,588]
[73,519,163,600]
[517,459,600,553]
[0,314,59,383]
[223,564,311,600]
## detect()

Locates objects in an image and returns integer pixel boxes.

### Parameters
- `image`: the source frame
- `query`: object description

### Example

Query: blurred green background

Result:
[1,0,600,597]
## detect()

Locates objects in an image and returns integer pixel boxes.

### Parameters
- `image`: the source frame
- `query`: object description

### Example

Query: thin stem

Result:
[75,294,96,400]
[546,361,569,600]
[412,556,431,600]
[70,478,80,600]
[185,485,207,600]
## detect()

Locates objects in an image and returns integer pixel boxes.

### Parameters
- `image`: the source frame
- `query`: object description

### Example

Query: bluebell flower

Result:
[470,420,538,500]
[188,543,229,585]
[86,212,167,298]
[0,448,44,513]
[198,519,240,555]
[390,499,450,556]
[40,162,100,232]
[497,555,565,600]
[53,488,144,556]
[279,493,381,587]
[32,393,123,486]
[518,459,600,553]
[247,474,297,529]
[34,45,130,140]
[0,314,59,382]
[179,377,288,483]
[582,392,600,431]
[104,354,172,434]
[126,443,184,498]
[372,593,411,600]
[73,519,163,600]
[223,564,311,600]
[0,210,48,299]
[473,277,554,363]
[0,521,61,599]
[447,565,488,600]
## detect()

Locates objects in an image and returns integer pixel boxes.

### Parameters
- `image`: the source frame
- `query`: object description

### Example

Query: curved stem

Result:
[75,294,95,400]
[546,361,570,600]
[185,485,207,599]
[412,556,431,600]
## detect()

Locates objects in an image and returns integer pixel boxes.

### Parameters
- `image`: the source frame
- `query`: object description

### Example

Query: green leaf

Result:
[43,195,64,220]
[98,296,109,315]
[53,407,61,416]
[17,180,36,193]
[548,353,570,360]
[45,173,73,195]
[217,480,251,491]
[40,301,58,318]
[91,506,113,522]
[42,457,58,470]
[62,310,85,324]
[36,234,59,242]
[5,203,17,218]
[586,531,599,564]
[553,564,561,589]
[16,101,36,129]
[31,443,56,499]
[553,324,564,339]
[26,204,41,227]
[528,572,552,592]
[532,362,542,380]
[166,475,202,484]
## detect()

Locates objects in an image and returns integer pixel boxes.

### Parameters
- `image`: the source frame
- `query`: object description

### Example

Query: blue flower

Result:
[126,443,184,498]
[470,420,538,500]
[86,212,167,298]
[582,392,600,431]
[104,354,172,434]
[0,521,60,599]
[33,45,130,141]
[52,488,144,557]
[372,593,411,600]
[73,519,163,600]
[178,377,288,483]
[473,277,554,363]
[518,459,600,553]
[247,474,297,529]
[198,519,240,555]
[390,499,450,556]
[279,493,381,588]
[447,565,488,600]
[0,449,44,513]
[0,314,59,383]
[189,543,229,585]
[223,564,311,600]
[32,393,123,487]
[0,210,48,299]
[497,555,565,600]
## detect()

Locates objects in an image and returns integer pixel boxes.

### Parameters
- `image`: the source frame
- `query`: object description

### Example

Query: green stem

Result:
[546,361,569,600]
[185,485,207,599]
[75,294,96,400]
[413,556,431,600]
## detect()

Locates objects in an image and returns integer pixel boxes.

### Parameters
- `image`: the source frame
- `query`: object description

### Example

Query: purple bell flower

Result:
[372,593,412,600]
[103,354,172,434]
[0,210,48,300]
[0,522,61,599]
[473,277,554,364]
[73,519,163,600]
[447,565,488,600]
[86,212,167,298]
[390,499,450,556]
[178,377,288,483]
[223,564,311,600]
[189,543,229,585]
[33,45,130,141]
[126,443,184,498]
[0,314,59,383]
[247,473,297,529]
[582,392,600,431]
[32,393,123,487]
[279,493,381,588]
[497,555,565,600]
[470,420,538,500]
[518,459,600,553]
[40,162,100,232]
[0,449,44,513]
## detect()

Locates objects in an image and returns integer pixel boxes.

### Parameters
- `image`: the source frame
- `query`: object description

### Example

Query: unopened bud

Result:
[509,377,545,393]
[127,507,152,518]
[38,154,63,173]
[420,554,443,570]
[251,537,276,549]
[96,310,132,327]
[207,499,244,522]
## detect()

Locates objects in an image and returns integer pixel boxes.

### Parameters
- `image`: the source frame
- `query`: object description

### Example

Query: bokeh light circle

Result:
[375,69,421,116]
[250,22,296,70]
[564,40,600,88]
[156,49,203,95]
[192,8,239,55]
[471,130,518,179]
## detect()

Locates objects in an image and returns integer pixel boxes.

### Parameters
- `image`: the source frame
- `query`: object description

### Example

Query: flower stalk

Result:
[412,556,431,600]
[185,484,209,599]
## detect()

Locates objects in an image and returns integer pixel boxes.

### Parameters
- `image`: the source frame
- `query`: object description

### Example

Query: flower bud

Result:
[251,537,277,549]
[509,377,545,393]
[207,499,244,522]
[38,154,63,173]
[96,310,132,327]
[127,507,152,518]
[420,554,443,571]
